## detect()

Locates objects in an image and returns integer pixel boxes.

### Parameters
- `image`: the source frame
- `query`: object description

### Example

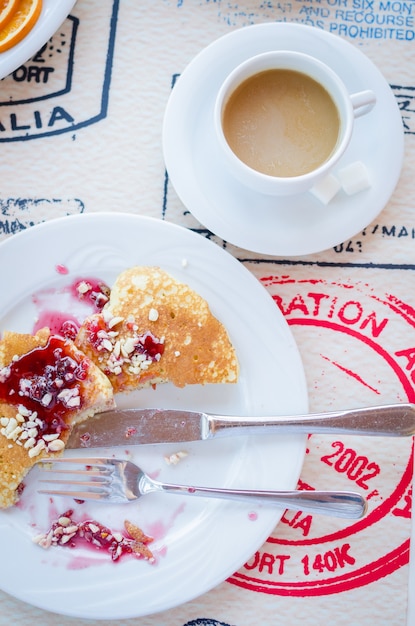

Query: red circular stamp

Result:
[228,273,414,596]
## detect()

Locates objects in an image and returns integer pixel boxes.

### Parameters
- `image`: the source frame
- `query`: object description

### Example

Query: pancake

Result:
[75,266,239,393]
[0,329,114,508]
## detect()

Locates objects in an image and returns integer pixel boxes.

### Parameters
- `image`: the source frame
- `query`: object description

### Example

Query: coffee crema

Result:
[222,69,340,178]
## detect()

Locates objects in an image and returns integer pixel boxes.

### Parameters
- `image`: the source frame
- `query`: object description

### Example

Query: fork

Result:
[37,457,367,519]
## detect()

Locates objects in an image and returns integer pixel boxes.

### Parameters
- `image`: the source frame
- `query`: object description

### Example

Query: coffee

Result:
[222,69,340,178]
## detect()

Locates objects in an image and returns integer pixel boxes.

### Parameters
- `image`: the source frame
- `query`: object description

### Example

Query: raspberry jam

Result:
[0,336,89,437]
[136,331,165,360]
[34,312,80,341]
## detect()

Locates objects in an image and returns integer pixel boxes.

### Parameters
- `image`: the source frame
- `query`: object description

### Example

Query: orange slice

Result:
[0,0,20,30]
[0,0,42,53]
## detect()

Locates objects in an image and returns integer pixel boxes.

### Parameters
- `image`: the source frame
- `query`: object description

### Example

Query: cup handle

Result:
[351,90,376,118]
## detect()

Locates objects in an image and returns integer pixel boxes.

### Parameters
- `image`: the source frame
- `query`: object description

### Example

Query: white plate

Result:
[0,0,76,80]
[163,23,404,257]
[0,213,307,619]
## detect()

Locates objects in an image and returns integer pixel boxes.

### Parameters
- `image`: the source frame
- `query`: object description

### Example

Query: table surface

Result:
[0,1,414,625]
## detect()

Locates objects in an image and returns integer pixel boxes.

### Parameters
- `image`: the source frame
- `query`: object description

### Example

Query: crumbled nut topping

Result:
[0,404,65,458]
[85,313,165,377]
[75,280,110,309]
[0,366,10,383]
[33,510,155,563]
[77,281,90,295]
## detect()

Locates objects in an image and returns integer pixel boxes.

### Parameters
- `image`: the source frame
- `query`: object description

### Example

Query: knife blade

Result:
[65,403,415,449]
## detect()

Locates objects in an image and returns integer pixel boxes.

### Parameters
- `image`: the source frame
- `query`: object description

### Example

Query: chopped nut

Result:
[131,541,155,562]
[7,426,23,441]
[164,450,188,465]
[108,316,124,329]
[18,404,32,417]
[41,393,53,407]
[77,281,91,295]
[0,366,11,382]
[5,417,18,434]
[32,529,54,549]
[42,433,60,442]
[122,337,136,356]
[28,439,46,458]
[47,439,65,452]
[57,387,80,409]
[88,523,100,534]
[101,338,113,352]
[66,396,81,408]
[124,520,152,544]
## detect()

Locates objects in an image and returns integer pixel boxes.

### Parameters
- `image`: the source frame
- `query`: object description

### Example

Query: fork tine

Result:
[39,468,106,477]
[37,488,107,500]
[36,457,115,502]
[41,457,109,464]
[39,479,107,488]
[37,457,112,471]
[36,457,138,504]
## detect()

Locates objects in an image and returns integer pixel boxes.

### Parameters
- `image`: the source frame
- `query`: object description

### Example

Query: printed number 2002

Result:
[321,441,380,489]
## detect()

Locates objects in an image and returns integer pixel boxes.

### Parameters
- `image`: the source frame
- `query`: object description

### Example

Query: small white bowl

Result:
[0,0,77,80]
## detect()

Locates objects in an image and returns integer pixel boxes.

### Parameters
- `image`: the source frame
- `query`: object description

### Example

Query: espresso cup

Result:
[214,51,376,196]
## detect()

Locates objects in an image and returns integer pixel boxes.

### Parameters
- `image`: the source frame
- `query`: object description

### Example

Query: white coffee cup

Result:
[214,51,376,196]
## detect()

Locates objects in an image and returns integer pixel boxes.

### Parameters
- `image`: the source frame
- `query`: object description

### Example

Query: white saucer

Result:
[163,23,404,257]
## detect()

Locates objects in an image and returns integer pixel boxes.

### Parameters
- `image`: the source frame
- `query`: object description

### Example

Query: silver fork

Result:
[37,457,367,519]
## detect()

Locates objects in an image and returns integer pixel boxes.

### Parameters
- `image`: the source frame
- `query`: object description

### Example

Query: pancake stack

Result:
[0,328,114,508]
[0,266,239,508]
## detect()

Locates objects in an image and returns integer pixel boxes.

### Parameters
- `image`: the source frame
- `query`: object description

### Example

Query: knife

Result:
[66,403,415,448]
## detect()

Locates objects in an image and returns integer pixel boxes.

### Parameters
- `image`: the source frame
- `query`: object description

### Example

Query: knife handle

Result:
[205,403,415,438]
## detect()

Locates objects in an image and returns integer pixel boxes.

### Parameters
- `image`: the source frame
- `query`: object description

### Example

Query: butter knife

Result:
[66,403,415,448]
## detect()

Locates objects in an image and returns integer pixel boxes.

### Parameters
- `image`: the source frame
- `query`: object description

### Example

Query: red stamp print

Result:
[228,274,414,596]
